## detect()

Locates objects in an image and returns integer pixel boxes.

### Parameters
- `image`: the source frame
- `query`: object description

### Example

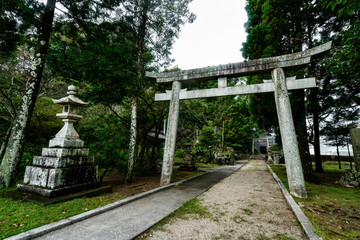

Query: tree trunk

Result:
[310,89,324,173]
[292,90,315,182]
[347,141,353,170]
[336,144,341,169]
[0,123,13,160]
[125,3,149,183]
[125,96,137,184]
[222,120,225,152]
[0,0,56,188]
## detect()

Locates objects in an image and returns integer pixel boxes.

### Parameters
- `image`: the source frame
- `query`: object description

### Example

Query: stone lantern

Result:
[49,85,87,148]
[18,85,98,198]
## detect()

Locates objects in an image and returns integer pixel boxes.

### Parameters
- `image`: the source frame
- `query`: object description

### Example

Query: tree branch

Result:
[107,104,130,125]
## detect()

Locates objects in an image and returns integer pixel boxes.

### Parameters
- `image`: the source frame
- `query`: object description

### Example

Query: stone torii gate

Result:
[146,42,332,198]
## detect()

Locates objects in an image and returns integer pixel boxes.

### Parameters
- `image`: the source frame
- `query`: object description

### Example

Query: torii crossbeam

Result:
[146,42,332,198]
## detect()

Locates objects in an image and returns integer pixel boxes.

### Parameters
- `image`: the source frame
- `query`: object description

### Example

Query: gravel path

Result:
[146,160,306,240]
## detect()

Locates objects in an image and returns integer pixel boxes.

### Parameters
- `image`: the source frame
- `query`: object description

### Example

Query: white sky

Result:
[170,0,248,70]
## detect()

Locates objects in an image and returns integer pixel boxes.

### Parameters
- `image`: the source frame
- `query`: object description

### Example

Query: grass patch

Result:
[270,161,360,240]
[195,162,222,168]
[256,233,271,240]
[241,208,253,215]
[0,168,203,239]
[256,233,297,240]
[273,234,297,240]
[138,198,211,238]
[232,214,247,223]
[0,188,126,239]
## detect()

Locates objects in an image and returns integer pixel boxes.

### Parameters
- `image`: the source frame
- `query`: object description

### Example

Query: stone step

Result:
[32,156,94,168]
[42,147,89,157]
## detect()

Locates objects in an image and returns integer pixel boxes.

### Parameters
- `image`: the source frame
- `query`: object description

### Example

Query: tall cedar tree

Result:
[0,0,56,188]
[242,0,316,181]
[243,0,360,178]
[118,0,195,183]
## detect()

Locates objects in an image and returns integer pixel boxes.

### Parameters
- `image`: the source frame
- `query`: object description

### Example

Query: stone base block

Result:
[42,148,89,157]
[49,137,84,148]
[23,165,98,189]
[18,182,100,198]
[32,156,94,168]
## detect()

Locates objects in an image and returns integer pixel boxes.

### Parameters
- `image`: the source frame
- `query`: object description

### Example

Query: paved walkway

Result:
[33,164,243,240]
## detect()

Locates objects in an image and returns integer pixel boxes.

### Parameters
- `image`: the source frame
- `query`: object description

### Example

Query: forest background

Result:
[0,0,359,188]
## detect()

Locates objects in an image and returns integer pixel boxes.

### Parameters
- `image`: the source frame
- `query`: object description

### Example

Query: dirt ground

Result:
[145,160,306,240]
[102,168,204,197]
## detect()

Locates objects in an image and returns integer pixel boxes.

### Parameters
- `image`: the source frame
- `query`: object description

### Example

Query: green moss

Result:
[195,162,222,168]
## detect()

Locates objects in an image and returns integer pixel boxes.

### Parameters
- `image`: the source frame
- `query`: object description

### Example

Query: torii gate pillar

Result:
[273,68,307,198]
[160,81,181,186]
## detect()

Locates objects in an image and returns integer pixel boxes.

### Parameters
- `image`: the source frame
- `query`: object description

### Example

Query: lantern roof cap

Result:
[52,85,88,106]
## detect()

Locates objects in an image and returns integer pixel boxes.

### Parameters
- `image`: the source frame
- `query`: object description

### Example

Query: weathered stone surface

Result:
[272,68,307,198]
[146,42,332,83]
[17,182,100,198]
[22,165,97,189]
[32,156,94,168]
[155,78,316,101]
[47,166,98,189]
[23,166,49,187]
[161,81,181,186]
[218,77,227,88]
[42,148,89,157]
[214,151,235,165]
[337,169,360,188]
[49,138,84,148]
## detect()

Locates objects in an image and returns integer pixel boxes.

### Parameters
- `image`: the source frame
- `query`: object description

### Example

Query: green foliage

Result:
[29,97,63,141]
[321,108,356,149]
[198,126,220,148]
[47,20,138,104]
[177,99,207,143]
[175,149,186,159]
[77,105,128,172]
[323,0,360,17]
[0,0,43,59]
[222,97,258,152]
[119,0,196,69]
[269,144,282,152]
[16,152,32,181]
[192,145,208,161]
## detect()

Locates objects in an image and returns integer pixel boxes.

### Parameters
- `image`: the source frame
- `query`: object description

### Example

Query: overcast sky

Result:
[170,0,248,70]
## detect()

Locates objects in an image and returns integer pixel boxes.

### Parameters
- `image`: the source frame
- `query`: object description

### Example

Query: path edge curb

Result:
[5,171,208,240]
[267,164,322,240]
[134,163,247,239]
